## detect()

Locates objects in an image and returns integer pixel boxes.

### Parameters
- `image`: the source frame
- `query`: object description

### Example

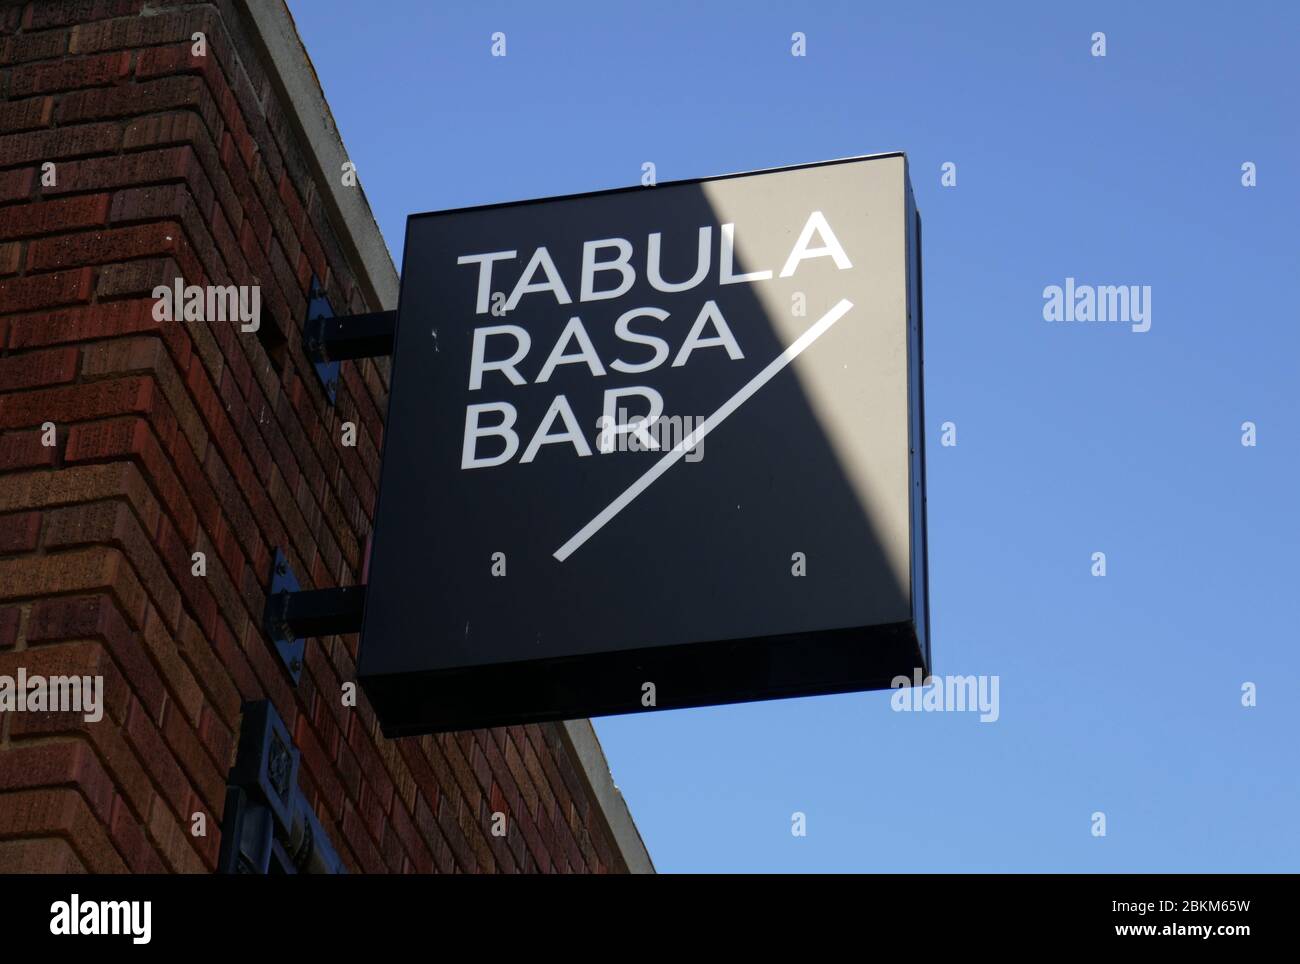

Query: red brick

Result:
[43,144,196,196]
[0,346,79,390]
[0,193,110,240]
[225,149,271,254]
[278,172,307,238]
[0,838,86,873]
[0,122,121,168]
[26,1,143,32]
[0,511,41,552]
[299,220,327,282]
[0,788,125,873]
[0,95,53,134]
[43,500,186,633]
[0,741,116,826]
[95,256,181,298]
[122,697,191,822]
[0,546,148,628]
[445,734,488,814]
[122,108,208,151]
[110,180,213,226]
[57,74,218,135]
[108,794,166,873]
[160,699,225,814]
[62,417,199,544]
[0,428,57,471]
[26,222,189,272]
[341,806,385,873]
[184,788,222,870]
[295,714,347,822]
[138,603,204,722]
[144,795,206,873]
[69,7,215,55]
[124,112,247,235]
[294,249,312,291]
[0,605,20,648]
[438,798,479,872]
[0,242,19,275]
[7,50,132,97]
[135,43,206,82]
[197,703,235,771]
[0,465,122,517]
[208,617,259,703]
[0,267,93,314]
[11,708,147,821]
[154,513,218,637]
[415,794,455,873]
[27,594,167,723]
[0,637,128,725]
[81,335,205,454]
[0,167,35,203]
[237,619,298,741]
[0,374,155,430]
[0,26,70,65]
[389,796,434,873]
[6,299,160,349]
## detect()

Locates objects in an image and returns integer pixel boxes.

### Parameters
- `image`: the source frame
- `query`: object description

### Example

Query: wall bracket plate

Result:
[305,276,340,405]
[262,547,306,685]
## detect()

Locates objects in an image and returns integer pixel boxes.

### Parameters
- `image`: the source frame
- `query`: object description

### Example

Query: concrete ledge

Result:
[235,0,400,311]
[559,720,655,873]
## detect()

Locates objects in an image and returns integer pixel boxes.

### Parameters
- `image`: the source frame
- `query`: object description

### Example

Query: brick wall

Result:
[0,0,630,873]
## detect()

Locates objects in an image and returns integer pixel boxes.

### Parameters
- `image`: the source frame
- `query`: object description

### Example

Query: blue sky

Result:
[289,0,1300,871]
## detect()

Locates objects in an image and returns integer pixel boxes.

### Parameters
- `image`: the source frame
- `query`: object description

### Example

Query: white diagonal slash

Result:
[553,297,855,562]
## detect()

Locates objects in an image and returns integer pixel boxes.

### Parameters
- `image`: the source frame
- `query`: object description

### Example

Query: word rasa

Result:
[456,210,852,469]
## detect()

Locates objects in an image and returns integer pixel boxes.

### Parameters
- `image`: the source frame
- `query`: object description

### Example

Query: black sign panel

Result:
[360,154,929,734]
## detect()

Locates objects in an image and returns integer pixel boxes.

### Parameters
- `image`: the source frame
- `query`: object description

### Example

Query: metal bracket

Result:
[304,309,397,363]
[302,273,395,403]
[265,582,367,639]
[304,276,341,404]
[262,547,367,686]
[262,548,307,684]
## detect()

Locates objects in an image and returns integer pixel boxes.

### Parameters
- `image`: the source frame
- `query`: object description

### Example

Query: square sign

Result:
[360,154,929,735]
